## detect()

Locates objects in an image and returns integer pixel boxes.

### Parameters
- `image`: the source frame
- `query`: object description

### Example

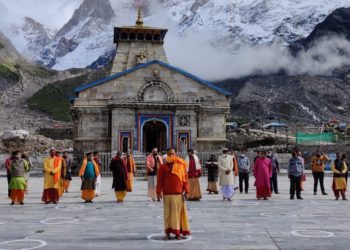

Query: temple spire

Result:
[135,0,143,26]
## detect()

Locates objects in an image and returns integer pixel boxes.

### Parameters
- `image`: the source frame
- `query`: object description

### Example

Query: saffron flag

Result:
[135,0,143,7]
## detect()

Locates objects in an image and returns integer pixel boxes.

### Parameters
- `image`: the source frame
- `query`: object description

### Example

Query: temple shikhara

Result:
[71,5,230,154]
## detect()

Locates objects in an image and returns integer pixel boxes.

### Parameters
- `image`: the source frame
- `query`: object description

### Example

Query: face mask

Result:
[16,154,21,159]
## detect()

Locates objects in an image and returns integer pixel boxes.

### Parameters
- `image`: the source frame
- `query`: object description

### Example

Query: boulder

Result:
[2,130,29,140]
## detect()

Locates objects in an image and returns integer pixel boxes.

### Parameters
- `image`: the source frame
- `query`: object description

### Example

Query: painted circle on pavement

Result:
[147,233,193,243]
[54,205,85,211]
[0,239,47,250]
[40,218,79,225]
[291,230,334,238]
[261,212,298,218]
[234,201,260,206]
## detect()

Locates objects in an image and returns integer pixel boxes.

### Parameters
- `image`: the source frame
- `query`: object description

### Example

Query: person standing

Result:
[62,151,72,193]
[331,153,347,200]
[79,152,100,203]
[298,151,306,191]
[205,154,219,194]
[238,150,250,194]
[146,148,163,201]
[56,151,66,198]
[126,152,137,192]
[42,148,62,204]
[5,153,15,198]
[21,153,31,194]
[9,151,29,205]
[157,148,190,241]
[93,151,102,196]
[311,152,329,195]
[185,149,202,201]
[218,148,235,201]
[267,151,280,194]
[341,154,349,187]
[110,151,128,203]
[287,151,304,200]
[254,150,272,200]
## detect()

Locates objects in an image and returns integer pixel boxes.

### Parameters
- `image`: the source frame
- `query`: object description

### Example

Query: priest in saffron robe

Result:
[254,150,273,200]
[42,148,62,204]
[9,151,29,205]
[110,151,128,203]
[185,149,202,201]
[157,148,190,241]
[126,152,137,192]
[79,152,100,203]
[56,151,66,197]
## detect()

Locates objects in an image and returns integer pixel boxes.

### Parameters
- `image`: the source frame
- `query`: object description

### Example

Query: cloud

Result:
[165,31,350,80]
[0,0,82,30]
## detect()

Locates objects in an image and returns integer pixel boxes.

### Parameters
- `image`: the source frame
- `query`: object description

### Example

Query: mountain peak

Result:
[55,0,114,39]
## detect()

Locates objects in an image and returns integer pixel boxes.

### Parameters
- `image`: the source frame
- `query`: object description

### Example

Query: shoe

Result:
[263,197,268,200]
[336,197,339,200]
[53,201,58,204]
[297,197,303,200]
[90,200,93,203]
[342,198,348,200]
[10,202,14,205]
[20,202,24,205]
[214,192,219,194]
[313,192,317,195]
[290,197,294,200]
[322,192,328,195]
[245,192,248,194]
[275,192,280,194]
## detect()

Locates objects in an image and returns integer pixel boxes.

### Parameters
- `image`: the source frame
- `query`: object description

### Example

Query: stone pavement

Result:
[0,176,349,250]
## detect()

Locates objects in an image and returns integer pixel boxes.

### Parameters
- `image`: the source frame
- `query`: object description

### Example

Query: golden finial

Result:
[135,6,143,26]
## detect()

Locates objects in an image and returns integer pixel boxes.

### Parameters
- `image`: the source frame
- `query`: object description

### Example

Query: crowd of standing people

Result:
[2,146,349,240]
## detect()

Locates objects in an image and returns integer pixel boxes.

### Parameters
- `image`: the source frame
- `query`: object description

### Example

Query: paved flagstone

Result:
[0,176,349,249]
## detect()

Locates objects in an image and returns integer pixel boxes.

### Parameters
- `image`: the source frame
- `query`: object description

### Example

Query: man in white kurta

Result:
[218,148,235,201]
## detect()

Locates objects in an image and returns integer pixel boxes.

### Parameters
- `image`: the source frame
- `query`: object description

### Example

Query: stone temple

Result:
[71,10,230,154]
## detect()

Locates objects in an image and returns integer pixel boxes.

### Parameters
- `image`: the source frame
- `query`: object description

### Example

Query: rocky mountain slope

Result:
[0,30,84,132]
[217,8,350,124]
[3,0,350,71]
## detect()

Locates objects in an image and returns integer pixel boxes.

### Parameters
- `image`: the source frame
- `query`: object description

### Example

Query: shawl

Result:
[79,158,100,177]
[185,154,201,171]
[166,156,188,183]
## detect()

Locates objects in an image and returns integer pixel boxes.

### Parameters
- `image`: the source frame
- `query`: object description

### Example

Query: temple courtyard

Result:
[0,175,349,250]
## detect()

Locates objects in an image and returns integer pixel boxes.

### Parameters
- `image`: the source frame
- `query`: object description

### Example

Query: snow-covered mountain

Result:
[3,0,350,71]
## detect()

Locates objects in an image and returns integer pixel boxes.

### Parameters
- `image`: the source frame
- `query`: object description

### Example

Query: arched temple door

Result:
[142,120,167,153]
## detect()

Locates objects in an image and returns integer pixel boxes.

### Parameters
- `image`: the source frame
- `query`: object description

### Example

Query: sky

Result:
[0,0,83,30]
[0,0,350,80]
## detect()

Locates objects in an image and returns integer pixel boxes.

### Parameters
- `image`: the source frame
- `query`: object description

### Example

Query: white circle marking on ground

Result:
[234,201,261,206]
[147,233,193,243]
[261,212,298,218]
[54,205,85,211]
[291,230,334,238]
[40,218,79,225]
[0,239,47,250]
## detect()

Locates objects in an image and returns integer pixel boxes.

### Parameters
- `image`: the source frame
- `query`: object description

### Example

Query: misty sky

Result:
[1,0,350,80]
[0,0,83,30]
